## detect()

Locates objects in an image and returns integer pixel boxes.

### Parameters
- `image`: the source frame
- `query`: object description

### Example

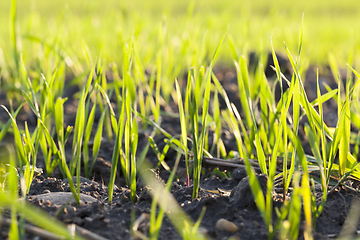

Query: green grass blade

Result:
[235,57,252,129]
[175,79,189,183]
[228,35,239,61]
[298,14,304,58]
[338,85,350,176]
[96,83,118,133]
[9,0,19,78]
[108,90,126,202]
[90,107,106,174]
[0,102,23,143]
[83,101,96,178]
[310,89,338,107]
[1,105,26,166]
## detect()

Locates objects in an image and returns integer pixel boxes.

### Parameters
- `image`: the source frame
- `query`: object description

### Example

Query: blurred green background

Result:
[1,0,360,73]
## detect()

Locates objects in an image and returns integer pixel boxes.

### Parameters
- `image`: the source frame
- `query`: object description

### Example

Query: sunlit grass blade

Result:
[175,78,189,185]
[9,0,20,80]
[1,105,26,166]
[329,53,344,93]
[304,125,325,181]
[123,38,136,103]
[228,35,239,61]
[347,64,360,98]
[70,87,87,175]
[54,98,66,144]
[148,136,171,171]
[0,103,23,143]
[287,173,301,240]
[302,173,313,239]
[108,89,126,202]
[310,89,338,107]
[316,68,328,202]
[298,14,304,59]
[81,40,93,70]
[234,57,252,131]
[211,88,225,158]
[23,122,36,194]
[83,100,96,178]
[289,129,313,236]
[130,115,138,202]
[4,146,19,239]
[338,82,350,176]
[89,105,106,175]
[128,93,138,203]
[96,83,118,134]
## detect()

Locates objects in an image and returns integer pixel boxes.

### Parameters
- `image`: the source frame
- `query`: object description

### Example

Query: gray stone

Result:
[29,192,97,205]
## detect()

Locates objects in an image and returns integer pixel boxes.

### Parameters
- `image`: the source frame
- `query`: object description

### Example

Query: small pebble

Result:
[42,189,50,194]
[216,218,238,232]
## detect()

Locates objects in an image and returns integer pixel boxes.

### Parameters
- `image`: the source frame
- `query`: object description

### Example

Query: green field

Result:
[1,0,360,70]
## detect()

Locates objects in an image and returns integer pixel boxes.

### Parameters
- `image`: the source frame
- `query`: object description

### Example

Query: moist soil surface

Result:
[1,54,360,240]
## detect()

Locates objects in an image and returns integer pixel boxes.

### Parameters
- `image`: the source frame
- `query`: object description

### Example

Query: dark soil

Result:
[1,53,360,240]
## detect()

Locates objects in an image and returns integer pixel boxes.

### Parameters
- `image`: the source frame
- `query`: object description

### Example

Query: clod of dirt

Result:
[29,192,98,205]
[92,157,115,185]
[230,174,269,209]
[215,218,238,232]
[28,176,65,195]
[232,168,247,181]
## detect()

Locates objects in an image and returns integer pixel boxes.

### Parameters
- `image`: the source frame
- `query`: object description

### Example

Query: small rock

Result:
[29,192,98,205]
[239,222,245,229]
[215,218,238,232]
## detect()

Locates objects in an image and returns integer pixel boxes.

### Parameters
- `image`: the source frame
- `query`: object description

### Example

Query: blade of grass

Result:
[175,78,189,185]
